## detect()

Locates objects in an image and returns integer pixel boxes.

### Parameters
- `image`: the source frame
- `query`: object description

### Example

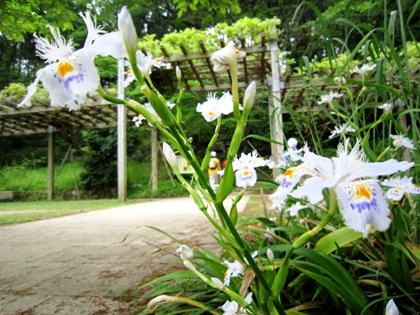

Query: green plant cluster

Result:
[137,16,280,56]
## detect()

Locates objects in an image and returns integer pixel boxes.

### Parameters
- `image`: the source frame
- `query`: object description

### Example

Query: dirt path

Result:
[0,196,249,315]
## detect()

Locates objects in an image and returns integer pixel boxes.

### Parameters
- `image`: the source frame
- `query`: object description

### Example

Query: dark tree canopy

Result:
[0,0,418,90]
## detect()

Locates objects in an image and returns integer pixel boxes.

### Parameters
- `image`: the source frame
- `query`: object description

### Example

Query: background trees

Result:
[1,0,418,91]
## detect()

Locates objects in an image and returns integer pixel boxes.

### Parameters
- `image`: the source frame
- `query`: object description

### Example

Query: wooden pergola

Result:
[0,37,284,201]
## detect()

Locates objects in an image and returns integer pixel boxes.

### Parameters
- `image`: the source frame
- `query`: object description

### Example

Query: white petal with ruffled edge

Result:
[235,167,257,187]
[336,179,390,237]
[39,50,100,110]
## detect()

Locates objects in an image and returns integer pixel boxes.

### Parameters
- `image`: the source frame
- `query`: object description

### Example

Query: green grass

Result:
[0,199,144,226]
[0,158,188,225]
[0,158,187,200]
[0,161,82,191]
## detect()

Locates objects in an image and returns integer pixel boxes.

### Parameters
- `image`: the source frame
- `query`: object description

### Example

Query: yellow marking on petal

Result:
[126,69,133,75]
[242,170,251,177]
[355,182,372,200]
[208,111,215,116]
[284,168,296,178]
[154,58,162,63]
[57,61,74,77]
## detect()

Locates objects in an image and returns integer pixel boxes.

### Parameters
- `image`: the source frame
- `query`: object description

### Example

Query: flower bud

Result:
[385,299,399,315]
[243,81,256,114]
[176,244,194,260]
[210,42,246,72]
[267,248,274,263]
[162,142,177,169]
[118,6,138,62]
[176,66,182,81]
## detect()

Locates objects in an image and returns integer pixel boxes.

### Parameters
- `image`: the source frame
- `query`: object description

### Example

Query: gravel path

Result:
[0,196,249,315]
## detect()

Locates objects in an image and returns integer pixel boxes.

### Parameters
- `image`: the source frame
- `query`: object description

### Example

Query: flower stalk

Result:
[271,189,338,297]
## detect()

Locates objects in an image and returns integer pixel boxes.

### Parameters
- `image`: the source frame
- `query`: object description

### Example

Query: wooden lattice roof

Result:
[0,39,273,137]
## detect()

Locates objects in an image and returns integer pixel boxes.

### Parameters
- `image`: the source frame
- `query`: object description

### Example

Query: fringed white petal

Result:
[79,11,105,47]
[34,27,74,63]
[336,179,390,237]
[39,50,100,110]
[18,69,44,107]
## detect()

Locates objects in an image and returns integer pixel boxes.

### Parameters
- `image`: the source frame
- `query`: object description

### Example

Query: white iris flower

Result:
[20,12,125,111]
[223,260,244,286]
[382,176,420,201]
[196,92,234,121]
[271,139,413,237]
[329,123,356,139]
[390,134,415,151]
[221,292,252,315]
[317,91,343,106]
[125,51,171,86]
[233,151,273,188]
[351,63,376,77]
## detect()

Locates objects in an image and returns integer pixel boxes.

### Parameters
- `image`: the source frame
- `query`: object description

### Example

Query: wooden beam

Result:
[240,38,249,84]
[180,44,204,88]
[199,41,219,88]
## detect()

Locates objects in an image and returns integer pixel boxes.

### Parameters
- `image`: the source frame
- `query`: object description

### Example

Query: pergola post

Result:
[269,41,284,178]
[47,125,55,201]
[117,58,127,201]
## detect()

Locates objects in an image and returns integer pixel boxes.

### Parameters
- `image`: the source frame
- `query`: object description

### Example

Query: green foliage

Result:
[0,0,79,42]
[173,0,241,17]
[137,16,281,56]
[79,129,118,197]
[0,83,27,102]
[134,246,228,314]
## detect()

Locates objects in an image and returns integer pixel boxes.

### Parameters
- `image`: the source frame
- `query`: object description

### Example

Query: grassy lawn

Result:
[0,199,144,226]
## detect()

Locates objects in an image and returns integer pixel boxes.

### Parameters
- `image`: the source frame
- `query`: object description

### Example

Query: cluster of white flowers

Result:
[270,139,414,237]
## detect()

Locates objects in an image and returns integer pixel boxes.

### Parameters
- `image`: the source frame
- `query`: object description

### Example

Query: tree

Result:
[0,0,79,42]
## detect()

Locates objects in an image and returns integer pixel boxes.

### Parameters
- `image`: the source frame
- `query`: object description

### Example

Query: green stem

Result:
[201,116,222,171]
[213,201,286,315]
[292,190,338,248]
[271,189,338,298]
[230,65,241,120]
